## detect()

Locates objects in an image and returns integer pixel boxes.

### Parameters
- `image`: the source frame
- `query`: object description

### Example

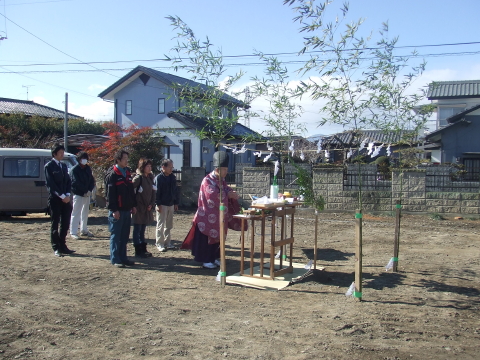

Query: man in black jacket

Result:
[106,150,137,268]
[154,159,179,252]
[44,143,75,257]
[70,151,95,239]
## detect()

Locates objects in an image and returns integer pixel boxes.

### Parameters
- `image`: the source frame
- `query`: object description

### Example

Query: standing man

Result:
[106,150,137,268]
[70,151,96,239]
[45,143,75,257]
[154,159,179,252]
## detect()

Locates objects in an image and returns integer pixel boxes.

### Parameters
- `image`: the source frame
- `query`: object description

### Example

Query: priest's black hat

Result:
[213,151,229,168]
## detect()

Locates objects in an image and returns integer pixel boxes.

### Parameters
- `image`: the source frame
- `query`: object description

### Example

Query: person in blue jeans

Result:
[105,150,137,268]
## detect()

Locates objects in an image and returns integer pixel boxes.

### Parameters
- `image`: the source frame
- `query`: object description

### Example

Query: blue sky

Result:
[1,0,480,136]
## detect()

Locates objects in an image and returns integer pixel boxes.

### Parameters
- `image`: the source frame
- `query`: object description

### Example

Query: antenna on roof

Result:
[22,85,35,101]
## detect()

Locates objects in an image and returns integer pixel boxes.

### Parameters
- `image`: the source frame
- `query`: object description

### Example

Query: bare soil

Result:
[0,208,479,359]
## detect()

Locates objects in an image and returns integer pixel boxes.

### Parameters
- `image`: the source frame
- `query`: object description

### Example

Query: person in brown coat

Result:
[131,158,156,257]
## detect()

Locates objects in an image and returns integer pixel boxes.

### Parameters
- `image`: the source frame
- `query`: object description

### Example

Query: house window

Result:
[438,105,464,127]
[126,100,132,115]
[158,98,165,114]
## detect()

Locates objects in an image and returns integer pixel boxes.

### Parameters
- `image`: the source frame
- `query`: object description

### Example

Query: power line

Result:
[1,50,480,75]
[1,41,480,68]
[0,12,118,78]
[0,66,98,98]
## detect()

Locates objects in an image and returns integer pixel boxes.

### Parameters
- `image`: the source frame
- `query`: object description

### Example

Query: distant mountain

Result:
[306,134,325,142]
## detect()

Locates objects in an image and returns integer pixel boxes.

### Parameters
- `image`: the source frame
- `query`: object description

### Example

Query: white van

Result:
[0,148,77,215]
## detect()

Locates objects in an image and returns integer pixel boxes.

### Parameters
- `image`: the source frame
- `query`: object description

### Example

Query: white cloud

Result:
[32,96,49,105]
[87,84,108,92]
[69,100,113,121]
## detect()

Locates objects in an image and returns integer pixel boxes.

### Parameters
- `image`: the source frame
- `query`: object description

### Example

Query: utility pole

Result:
[244,86,251,128]
[64,93,68,151]
[22,85,34,100]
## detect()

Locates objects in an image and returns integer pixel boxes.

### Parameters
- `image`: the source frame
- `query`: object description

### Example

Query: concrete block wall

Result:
[243,165,480,215]
[180,167,206,207]
[242,167,270,201]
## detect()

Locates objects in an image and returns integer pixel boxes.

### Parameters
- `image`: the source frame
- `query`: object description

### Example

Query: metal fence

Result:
[425,168,480,192]
[343,165,391,190]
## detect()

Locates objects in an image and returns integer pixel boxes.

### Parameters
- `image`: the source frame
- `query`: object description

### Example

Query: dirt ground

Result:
[0,207,479,360]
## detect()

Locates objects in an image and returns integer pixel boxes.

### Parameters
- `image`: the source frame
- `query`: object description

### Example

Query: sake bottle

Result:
[270,176,279,200]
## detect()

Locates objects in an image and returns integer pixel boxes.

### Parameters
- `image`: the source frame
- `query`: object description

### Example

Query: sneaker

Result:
[113,263,125,268]
[54,250,63,257]
[203,262,217,269]
[70,234,80,240]
[122,260,135,266]
[81,231,94,237]
[157,246,166,253]
[214,259,221,267]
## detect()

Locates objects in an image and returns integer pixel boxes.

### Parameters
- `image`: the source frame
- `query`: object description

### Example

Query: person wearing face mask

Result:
[70,151,96,240]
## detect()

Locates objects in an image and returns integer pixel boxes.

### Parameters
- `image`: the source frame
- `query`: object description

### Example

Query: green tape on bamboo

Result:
[393,257,398,261]
[396,204,402,209]
[353,291,362,298]
[282,255,287,260]
[219,271,226,277]
[219,205,226,211]
[355,213,362,219]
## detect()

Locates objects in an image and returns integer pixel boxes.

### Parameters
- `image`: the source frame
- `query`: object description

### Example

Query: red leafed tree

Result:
[81,123,165,182]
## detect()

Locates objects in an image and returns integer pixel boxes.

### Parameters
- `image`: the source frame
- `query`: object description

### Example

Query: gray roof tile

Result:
[0,97,82,119]
[99,66,248,108]
[427,80,480,99]
[321,129,420,148]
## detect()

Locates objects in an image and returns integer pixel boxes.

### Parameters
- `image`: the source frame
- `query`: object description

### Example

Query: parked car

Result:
[0,148,77,215]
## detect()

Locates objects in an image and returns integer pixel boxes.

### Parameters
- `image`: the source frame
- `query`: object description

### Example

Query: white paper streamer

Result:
[385,257,394,271]
[371,143,383,158]
[345,282,355,296]
[359,138,368,151]
[215,270,222,282]
[386,144,391,157]
[367,142,375,155]
[267,142,273,151]
[304,260,313,270]
[300,151,305,161]
[289,140,295,156]
[275,249,281,259]
[324,150,330,159]
[274,160,280,176]
[346,148,353,159]
[233,143,247,154]
[223,145,234,151]
[263,152,273,162]
[316,139,323,153]
[253,151,262,158]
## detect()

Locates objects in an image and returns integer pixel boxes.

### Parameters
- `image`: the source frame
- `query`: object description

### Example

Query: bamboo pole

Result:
[393,199,401,272]
[314,210,318,270]
[354,209,363,302]
[219,200,227,286]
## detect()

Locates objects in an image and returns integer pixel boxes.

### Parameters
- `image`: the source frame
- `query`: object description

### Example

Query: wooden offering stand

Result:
[233,201,302,280]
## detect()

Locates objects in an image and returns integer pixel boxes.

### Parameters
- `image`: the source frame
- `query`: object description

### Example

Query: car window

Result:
[3,158,40,178]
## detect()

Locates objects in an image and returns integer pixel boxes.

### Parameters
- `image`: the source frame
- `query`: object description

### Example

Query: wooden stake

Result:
[355,209,362,302]
[314,210,318,270]
[393,199,401,272]
[219,176,226,287]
